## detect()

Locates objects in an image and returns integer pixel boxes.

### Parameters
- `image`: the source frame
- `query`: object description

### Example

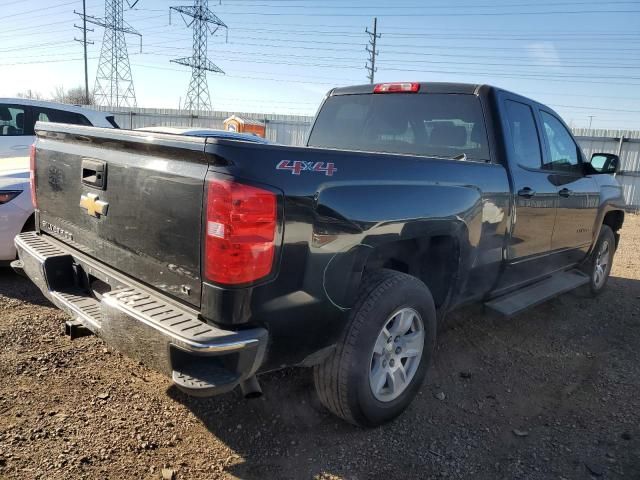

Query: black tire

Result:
[313,269,437,427]
[580,225,616,297]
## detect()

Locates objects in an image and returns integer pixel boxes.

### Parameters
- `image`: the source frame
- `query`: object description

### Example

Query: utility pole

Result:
[588,115,594,130]
[365,17,381,84]
[170,0,228,112]
[74,0,94,104]
[83,0,142,107]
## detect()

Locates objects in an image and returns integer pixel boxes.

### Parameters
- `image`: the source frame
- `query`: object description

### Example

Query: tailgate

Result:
[34,123,209,307]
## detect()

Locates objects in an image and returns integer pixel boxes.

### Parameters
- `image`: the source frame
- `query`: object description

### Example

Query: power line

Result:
[132,0,639,3]
[202,8,640,17]
[0,0,29,7]
[126,64,640,115]
[135,50,640,80]
[212,0,639,5]
[0,57,90,66]
[226,26,640,40]
[0,40,77,54]
[0,0,80,20]
[0,11,164,38]
[138,45,640,69]
[376,58,640,70]
[133,0,640,10]
[210,34,640,53]
[170,0,228,112]
[131,62,356,86]
[3,53,640,114]
[147,23,640,40]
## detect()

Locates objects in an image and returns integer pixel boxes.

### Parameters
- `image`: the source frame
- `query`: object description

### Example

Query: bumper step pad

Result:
[173,364,240,397]
[104,288,223,343]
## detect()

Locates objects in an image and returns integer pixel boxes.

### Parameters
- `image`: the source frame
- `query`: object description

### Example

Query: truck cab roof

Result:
[331,82,484,96]
[330,82,546,109]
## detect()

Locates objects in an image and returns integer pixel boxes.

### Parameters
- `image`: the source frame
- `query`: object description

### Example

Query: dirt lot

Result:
[1,216,639,480]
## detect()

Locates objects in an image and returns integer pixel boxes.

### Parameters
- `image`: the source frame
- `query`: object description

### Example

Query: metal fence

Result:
[574,129,640,212]
[87,106,640,211]
[90,106,314,147]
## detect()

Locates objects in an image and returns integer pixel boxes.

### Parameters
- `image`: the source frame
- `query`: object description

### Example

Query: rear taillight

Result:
[204,178,277,285]
[29,144,37,208]
[373,82,420,93]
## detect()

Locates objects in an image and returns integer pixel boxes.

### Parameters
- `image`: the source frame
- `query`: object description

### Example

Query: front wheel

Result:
[580,225,616,296]
[313,269,436,427]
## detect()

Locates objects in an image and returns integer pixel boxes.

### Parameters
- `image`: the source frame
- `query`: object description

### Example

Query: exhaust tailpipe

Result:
[239,376,262,399]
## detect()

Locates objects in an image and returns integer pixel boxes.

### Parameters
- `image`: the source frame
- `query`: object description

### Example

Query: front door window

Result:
[0,106,28,137]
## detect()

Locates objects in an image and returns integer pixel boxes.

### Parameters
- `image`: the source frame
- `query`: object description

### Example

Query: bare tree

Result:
[51,85,95,105]
[67,86,95,105]
[16,89,44,100]
[51,85,67,103]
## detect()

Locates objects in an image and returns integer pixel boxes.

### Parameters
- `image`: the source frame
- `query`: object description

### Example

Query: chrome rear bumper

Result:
[15,232,267,397]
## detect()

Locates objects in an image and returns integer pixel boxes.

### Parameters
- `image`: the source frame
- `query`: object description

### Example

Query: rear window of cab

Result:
[307,93,490,161]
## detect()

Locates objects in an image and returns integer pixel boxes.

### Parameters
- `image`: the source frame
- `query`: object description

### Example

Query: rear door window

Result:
[34,108,92,127]
[308,93,490,161]
[0,105,30,136]
[504,100,543,169]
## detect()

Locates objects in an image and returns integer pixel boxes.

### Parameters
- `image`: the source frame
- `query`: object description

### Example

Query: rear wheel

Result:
[580,225,616,296]
[313,269,436,427]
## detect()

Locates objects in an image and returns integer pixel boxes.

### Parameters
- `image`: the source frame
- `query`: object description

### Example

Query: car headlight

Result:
[0,191,22,205]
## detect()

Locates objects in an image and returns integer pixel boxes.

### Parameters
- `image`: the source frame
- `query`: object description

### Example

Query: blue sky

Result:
[1,0,639,129]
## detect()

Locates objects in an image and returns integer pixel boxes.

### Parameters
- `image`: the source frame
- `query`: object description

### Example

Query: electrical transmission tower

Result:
[170,0,227,112]
[83,0,142,107]
[365,17,381,84]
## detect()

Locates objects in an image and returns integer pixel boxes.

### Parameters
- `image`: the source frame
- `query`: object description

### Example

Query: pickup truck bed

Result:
[17,82,626,426]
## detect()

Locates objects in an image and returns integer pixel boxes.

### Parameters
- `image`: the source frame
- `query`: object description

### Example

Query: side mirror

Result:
[589,153,619,174]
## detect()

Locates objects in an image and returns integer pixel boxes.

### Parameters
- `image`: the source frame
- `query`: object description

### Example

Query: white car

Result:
[0,156,31,263]
[0,99,118,262]
[0,98,118,158]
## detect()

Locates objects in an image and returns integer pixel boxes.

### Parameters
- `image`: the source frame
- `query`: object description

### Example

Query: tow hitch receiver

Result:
[64,319,93,340]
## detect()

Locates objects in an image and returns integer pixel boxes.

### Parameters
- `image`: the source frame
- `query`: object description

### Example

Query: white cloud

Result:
[527,42,563,68]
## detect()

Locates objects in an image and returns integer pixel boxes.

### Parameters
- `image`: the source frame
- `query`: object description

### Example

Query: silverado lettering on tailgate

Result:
[41,220,74,242]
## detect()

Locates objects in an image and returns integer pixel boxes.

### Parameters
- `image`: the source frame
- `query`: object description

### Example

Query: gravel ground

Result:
[1,215,639,480]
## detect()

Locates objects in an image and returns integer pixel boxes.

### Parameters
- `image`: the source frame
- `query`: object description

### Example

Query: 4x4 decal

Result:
[276,160,337,176]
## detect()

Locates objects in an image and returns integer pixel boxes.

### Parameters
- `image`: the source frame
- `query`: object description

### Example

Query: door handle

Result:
[559,188,573,198]
[517,187,536,198]
[81,158,107,190]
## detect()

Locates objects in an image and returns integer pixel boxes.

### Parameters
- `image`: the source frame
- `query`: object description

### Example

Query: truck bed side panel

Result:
[203,140,511,367]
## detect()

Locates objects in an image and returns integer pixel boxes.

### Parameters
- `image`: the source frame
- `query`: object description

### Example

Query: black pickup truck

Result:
[15,82,625,427]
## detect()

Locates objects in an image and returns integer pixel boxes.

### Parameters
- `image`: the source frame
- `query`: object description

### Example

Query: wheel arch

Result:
[323,222,469,313]
[601,209,624,248]
[361,235,461,310]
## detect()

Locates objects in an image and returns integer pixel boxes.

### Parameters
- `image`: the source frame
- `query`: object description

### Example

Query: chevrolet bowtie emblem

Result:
[80,193,109,218]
